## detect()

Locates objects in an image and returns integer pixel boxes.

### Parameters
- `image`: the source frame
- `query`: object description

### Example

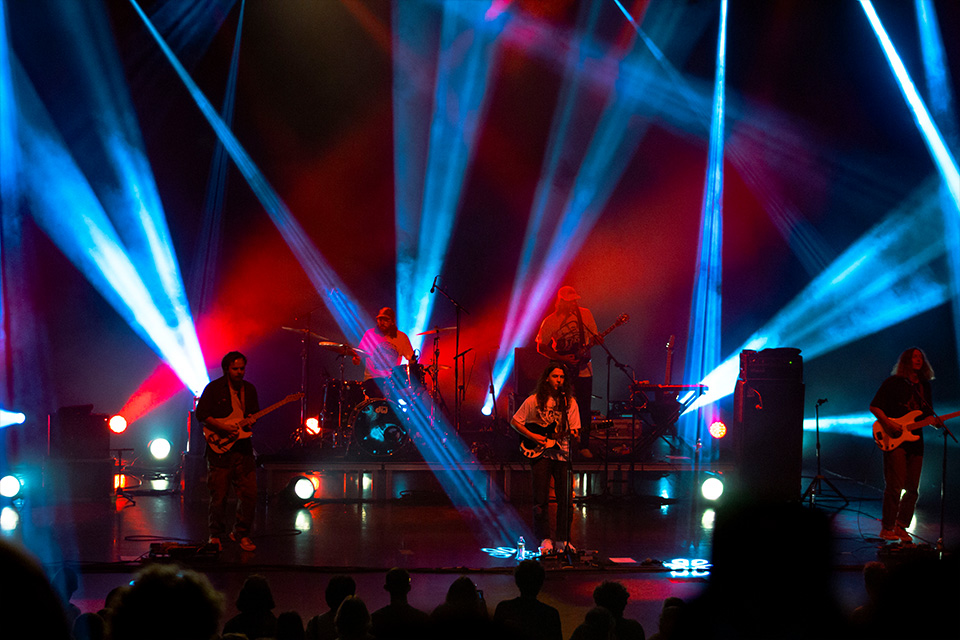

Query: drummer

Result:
[358,307,417,399]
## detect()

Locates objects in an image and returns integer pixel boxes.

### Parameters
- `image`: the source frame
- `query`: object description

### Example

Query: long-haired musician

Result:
[511,362,580,556]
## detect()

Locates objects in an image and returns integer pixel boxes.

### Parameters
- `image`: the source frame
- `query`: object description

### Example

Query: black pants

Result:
[531,456,572,543]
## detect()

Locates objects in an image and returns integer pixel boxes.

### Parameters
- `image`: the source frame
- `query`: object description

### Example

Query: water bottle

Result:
[516,536,525,561]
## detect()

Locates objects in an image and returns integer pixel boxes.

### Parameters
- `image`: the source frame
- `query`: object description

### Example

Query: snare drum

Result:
[349,398,408,457]
[322,379,365,428]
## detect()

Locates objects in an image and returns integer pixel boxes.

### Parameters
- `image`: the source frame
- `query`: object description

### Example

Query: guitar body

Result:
[519,422,558,459]
[872,409,960,451]
[560,313,630,370]
[204,392,303,454]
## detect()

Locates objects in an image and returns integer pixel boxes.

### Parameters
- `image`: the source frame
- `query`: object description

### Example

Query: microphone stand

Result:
[432,281,470,432]
[801,399,848,507]
[913,390,957,553]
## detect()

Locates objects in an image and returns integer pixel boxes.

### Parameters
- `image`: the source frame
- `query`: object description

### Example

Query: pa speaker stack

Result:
[732,348,805,502]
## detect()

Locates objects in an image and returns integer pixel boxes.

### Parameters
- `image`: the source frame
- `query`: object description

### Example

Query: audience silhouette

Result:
[370,568,429,639]
[335,595,375,640]
[223,574,278,640]
[307,575,357,640]
[591,580,644,640]
[493,559,562,640]
[0,539,72,639]
[277,610,307,640]
[569,606,616,640]
[429,575,495,640]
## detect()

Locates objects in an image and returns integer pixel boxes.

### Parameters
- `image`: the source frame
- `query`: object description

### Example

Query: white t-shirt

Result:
[358,328,414,379]
[512,393,580,460]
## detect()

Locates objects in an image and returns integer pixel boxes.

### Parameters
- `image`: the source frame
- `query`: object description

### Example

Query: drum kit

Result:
[285,326,454,458]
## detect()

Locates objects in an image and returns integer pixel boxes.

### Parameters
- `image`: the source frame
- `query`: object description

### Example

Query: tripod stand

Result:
[802,399,848,506]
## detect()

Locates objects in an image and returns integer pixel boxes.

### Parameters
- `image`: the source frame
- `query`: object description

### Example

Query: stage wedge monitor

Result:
[733,356,805,503]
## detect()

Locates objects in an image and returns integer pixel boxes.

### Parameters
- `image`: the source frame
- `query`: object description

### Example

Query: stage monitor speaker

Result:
[48,405,109,459]
[513,347,549,406]
[733,378,805,502]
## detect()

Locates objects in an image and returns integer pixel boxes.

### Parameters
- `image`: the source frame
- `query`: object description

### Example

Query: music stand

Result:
[801,399,847,507]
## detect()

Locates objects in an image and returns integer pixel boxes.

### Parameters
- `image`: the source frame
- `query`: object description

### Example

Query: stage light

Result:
[708,420,726,439]
[289,476,317,503]
[0,409,25,428]
[0,475,22,499]
[0,507,19,532]
[148,438,172,460]
[480,404,493,417]
[304,417,321,436]
[109,415,128,434]
[701,476,724,501]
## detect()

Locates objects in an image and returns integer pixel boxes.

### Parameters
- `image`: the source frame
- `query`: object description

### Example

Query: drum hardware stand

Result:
[281,315,331,446]
[431,277,469,433]
[801,398,848,507]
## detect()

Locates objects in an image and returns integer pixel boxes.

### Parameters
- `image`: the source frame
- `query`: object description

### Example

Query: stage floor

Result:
[9,444,960,637]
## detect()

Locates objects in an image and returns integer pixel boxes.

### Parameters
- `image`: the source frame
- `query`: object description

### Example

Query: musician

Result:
[511,362,580,556]
[195,351,260,552]
[536,286,598,459]
[358,307,416,398]
[869,347,935,543]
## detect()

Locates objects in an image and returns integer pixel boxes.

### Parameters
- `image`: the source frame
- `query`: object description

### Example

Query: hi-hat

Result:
[282,326,332,342]
[415,326,456,336]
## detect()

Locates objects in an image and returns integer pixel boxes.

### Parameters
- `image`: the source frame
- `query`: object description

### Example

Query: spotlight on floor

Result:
[109,415,128,434]
[284,475,318,506]
[701,475,725,501]
[708,420,727,439]
[304,417,321,436]
[148,438,172,461]
[0,475,23,499]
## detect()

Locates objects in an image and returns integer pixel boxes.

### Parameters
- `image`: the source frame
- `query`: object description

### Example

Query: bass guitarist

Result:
[869,347,936,544]
[537,286,598,459]
[196,351,260,553]
[511,362,580,557]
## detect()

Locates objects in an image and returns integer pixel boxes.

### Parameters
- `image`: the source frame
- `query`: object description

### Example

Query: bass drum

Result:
[322,380,365,429]
[349,398,408,457]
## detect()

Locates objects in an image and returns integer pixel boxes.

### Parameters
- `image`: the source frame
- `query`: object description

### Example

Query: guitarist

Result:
[511,362,580,556]
[196,351,260,553]
[536,286,598,459]
[869,347,935,543]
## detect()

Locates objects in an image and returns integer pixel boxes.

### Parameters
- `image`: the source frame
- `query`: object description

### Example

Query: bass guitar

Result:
[872,409,960,451]
[519,421,559,459]
[563,313,630,369]
[204,392,304,454]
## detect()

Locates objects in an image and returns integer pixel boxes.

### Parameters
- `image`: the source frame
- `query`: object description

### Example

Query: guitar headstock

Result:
[666,334,675,352]
[616,313,629,326]
[286,392,305,402]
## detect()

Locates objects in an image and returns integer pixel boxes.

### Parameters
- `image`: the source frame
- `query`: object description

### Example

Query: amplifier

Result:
[739,348,803,381]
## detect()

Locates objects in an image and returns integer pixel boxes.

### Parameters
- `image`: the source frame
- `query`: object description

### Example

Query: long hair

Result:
[534,362,573,412]
[892,347,935,381]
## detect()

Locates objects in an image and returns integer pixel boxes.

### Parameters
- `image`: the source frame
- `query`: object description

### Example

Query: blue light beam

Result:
[679,0,727,454]
[394,1,504,350]
[860,0,959,213]
[129,0,370,344]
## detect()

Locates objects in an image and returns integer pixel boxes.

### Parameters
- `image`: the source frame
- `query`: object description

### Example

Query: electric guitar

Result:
[872,409,960,451]
[204,392,304,454]
[562,313,630,369]
[519,421,560,459]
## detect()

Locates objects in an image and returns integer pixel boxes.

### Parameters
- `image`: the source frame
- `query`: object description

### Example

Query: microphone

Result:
[817,398,828,406]
[430,275,438,294]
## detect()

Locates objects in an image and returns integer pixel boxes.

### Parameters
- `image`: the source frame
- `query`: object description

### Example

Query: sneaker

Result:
[207,537,222,551]
[879,528,899,541]
[229,531,257,552]
[539,538,554,555]
[895,525,913,543]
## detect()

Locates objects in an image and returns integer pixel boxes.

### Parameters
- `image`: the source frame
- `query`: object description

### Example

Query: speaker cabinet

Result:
[48,405,109,459]
[733,378,805,502]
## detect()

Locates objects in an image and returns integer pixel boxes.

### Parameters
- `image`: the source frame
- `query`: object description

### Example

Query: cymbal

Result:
[318,342,364,356]
[415,326,456,336]
[282,326,332,342]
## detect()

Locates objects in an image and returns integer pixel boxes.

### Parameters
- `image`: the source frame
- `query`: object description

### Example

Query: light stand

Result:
[431,278,470,432]
[801,398,848,507]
